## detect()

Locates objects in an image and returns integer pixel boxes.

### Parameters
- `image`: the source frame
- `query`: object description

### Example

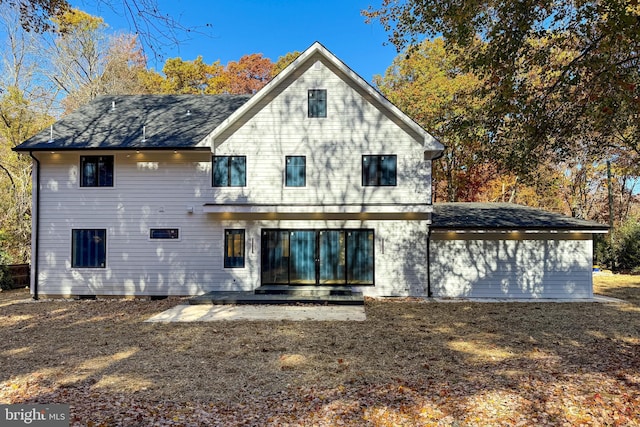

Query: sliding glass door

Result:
[261,229,374,285]
[289,231,316,284]
[319,231,346,284]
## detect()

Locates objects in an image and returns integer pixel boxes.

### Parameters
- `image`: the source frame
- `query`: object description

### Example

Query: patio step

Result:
[188,287,364,306]
[254,285,354,296]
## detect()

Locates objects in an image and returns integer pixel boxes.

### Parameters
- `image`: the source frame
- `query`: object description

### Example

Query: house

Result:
[13,42,607,300]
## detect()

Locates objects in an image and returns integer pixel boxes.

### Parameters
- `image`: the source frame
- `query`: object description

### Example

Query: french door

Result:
[261,229,374,285]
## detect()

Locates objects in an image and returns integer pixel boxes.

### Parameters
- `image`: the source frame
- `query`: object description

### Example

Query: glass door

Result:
[319,230,346,284]
[261,229,374,286]
[289,231,316,284]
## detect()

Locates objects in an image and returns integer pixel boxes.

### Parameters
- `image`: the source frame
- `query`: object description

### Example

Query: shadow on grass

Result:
[0,285,639,425]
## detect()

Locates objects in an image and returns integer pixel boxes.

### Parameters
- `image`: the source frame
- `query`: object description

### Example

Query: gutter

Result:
[28,152,40,300]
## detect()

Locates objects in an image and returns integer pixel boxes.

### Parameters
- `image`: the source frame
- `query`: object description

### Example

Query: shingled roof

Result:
[432,202,609,231]
[13,94,251,151]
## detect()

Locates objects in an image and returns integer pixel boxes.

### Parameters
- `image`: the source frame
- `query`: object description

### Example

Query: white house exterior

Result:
[14,43,608,300]
[14,42,445,298]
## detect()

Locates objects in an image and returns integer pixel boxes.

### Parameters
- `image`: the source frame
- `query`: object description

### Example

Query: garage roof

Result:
[432,203,609,231]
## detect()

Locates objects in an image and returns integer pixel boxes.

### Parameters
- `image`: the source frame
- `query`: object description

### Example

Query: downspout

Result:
[426,226,433,298]
[29,152,40,300]
[426,148,444,299]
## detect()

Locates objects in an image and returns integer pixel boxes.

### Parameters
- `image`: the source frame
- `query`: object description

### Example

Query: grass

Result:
[0,275,639,426]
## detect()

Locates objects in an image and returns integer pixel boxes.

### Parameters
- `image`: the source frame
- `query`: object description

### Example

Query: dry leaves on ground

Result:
[1,275,639,426]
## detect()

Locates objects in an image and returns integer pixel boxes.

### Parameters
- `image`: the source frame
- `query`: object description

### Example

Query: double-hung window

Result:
[224,229,245,268]
[308,89,327,118]
[362,155,397,186]
[80,156,114,187]
[72,229,106,268]
[285,156,306,187]
[213,156,246,187]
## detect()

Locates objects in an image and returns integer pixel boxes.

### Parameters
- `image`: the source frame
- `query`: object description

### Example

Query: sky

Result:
[73,0,400,83]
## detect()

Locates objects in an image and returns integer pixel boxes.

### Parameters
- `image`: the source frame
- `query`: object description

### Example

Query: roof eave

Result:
[431,227,609,233]
[13,145,212,152]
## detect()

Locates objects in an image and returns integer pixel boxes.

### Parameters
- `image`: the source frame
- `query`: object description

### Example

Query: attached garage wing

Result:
[430,203,609,299]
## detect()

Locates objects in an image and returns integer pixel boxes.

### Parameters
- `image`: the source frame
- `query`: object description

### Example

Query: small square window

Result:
[308,89,327,118]
[72,229,106,268]
[80,156,113,187]
[285,156,306,187]
[362,155,397,186]
[213,156,246,187]
[224,229,245,268]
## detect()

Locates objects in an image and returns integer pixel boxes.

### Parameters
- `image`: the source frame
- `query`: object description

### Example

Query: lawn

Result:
[1,276,639,426]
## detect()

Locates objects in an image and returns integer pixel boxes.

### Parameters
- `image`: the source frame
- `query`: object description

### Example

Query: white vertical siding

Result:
[430,232,594,299]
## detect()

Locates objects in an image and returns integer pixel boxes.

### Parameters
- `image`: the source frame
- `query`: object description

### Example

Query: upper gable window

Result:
[213,156,246,187]
[362,155,397,186]
[285,156,306,187]
[308,89,327,118]
[80,156,113,187]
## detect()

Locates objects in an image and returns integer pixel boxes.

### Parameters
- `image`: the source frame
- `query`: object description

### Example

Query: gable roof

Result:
[205,41,445,159]
[432,203,609,231]
[13,94,251,151]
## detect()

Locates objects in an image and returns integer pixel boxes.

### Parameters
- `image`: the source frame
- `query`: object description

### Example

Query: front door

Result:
[261,229,373,286]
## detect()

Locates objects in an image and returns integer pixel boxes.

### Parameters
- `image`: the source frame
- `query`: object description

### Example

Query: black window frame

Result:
[362,155,397,187]
[224,229,245,268]
[71,229,107,268]
[80,155,114,187]
[285,155,306,187]
[308,89,327,118]
[149,228,180,240]
[212,155,247,187]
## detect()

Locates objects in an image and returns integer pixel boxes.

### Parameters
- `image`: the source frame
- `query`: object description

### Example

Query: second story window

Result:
[285,156,306,187]
[308,89,327,118]
[80,156,113,187]
[213,156,246,187]
[362,155,397,186]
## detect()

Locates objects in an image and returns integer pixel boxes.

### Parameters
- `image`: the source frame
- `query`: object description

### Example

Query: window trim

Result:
[79,155,114,188]
[285,155,306,187]
[212,155,247,187]
[71,229,107,269]
[308,89,327,118]
[149,228,180,240]
[362,154,398,187]
[224,229,245,268]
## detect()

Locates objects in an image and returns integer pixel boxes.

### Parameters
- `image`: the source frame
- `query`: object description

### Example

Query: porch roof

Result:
[202,203,434,215]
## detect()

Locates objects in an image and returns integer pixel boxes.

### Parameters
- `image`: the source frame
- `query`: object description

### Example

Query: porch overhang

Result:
[202,203,433,221]
[202,203,434,214]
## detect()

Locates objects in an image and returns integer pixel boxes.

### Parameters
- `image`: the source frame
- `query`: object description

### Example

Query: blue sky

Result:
[73,0,399,83]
